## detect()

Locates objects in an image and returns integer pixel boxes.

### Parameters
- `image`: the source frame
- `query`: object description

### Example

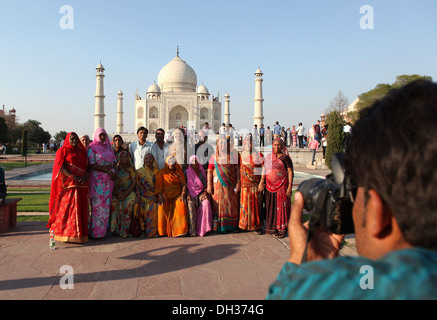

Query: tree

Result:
[355,74,433,116]
[0,117,8,143]
[21,119,51,145]
[21,129,28,157]
[325,111,344,170]
[393,74,432,88]
[54,131,68,143]
[326,90,349,115]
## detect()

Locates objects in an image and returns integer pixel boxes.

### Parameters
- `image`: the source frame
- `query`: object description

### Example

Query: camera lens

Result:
[297,178,326,212]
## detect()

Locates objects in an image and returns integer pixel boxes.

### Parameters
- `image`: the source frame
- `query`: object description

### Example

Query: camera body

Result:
[297,153,355,235]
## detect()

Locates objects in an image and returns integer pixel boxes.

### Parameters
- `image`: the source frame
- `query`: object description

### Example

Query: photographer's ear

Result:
[367,190,393,239]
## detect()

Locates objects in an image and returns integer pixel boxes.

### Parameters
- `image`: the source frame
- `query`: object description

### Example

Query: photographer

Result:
[267,80,437,299]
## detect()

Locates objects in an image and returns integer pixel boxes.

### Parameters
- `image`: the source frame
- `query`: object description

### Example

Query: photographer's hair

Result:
[345,79,437,250]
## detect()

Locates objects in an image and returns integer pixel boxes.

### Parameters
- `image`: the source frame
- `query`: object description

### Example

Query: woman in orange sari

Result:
[155,156,189,237]
[239,134,264,234]
[47,132,90,243]
[207,136,240,233]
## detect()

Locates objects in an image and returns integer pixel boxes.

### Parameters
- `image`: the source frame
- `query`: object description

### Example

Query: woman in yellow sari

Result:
[110,150,137,238]
[155,156,189,237]
[133,153,159,238]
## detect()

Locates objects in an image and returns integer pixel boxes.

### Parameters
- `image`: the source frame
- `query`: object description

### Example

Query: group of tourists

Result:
[46,126,294,244]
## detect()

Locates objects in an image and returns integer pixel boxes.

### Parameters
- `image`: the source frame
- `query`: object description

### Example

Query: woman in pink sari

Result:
[259,138,294,238]
[88,128,117,238]
[291,125,297,148]
[185,155,213,237]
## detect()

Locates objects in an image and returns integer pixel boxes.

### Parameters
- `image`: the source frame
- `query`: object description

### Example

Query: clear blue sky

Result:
[1,0,436,138]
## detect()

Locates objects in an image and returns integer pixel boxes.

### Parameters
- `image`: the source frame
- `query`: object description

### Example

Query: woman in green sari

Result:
[207,136,240,233]
[110,150,137,238]
[133,152,159,238]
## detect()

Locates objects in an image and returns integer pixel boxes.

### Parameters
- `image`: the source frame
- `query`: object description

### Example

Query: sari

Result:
[239,136,264,231]
[47,132,89,243]
[88,128,117,238]
[208,137,240,233]
[110,150,137,238]
[134,154,159,237]
[155,156,189,237]
[291,127,297,148]
[265,138,293,237]
[185,155,212,237]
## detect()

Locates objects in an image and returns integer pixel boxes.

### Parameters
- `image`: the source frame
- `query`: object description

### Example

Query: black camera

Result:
[297,153,355,235]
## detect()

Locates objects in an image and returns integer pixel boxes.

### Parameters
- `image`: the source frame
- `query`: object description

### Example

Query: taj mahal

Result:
[93,49,264,142]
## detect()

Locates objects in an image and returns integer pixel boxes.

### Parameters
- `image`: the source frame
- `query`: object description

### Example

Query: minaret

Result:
[94,62,105,132]
[116,89,124,134]
[253,68,264,128]
[224,93,231,125]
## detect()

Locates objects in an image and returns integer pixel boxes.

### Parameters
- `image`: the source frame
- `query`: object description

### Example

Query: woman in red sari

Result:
[259,138,293,238]
[47,132,90,243]
[207,136,240,233]
[239,134,264,233]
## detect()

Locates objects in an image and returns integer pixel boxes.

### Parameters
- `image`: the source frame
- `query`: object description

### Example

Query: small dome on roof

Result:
[197,84,209,94]
[147,83,161,93]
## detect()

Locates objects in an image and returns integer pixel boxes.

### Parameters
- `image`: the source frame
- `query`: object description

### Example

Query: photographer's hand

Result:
[288,192,345,265]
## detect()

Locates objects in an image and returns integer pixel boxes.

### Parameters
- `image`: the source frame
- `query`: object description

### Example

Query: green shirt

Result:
[267,248,437,300]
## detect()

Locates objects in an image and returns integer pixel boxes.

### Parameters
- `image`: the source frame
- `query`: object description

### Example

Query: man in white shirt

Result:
[151,128,169,169]
[129,126,153,170]
[297,122,304,148]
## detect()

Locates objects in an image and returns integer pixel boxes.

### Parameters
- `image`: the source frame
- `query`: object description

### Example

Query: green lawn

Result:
[17,215,49,222]
[0,162,43,171]
[8,192,50,212]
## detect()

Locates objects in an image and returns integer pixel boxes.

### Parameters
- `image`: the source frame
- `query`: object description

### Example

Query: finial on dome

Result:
[177,45,179,57]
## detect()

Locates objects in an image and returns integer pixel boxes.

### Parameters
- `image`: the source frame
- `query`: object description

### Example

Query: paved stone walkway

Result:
[0,158,356,300]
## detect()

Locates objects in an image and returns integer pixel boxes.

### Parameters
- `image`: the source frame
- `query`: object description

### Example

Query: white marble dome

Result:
[147,83,161,93]
[157,55,197,93]
[197,84,209,94]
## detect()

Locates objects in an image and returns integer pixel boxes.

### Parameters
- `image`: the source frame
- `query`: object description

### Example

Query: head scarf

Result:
[163,155,186,186]
[48,132,88,218]
[272,138,289,156]
[186,155,206,198]
[112,134,124,156]
[115,149,135,174]
[216,136,237,164]
[265,138,290,192]
[89,128,116,163]
[139,152,159,192]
